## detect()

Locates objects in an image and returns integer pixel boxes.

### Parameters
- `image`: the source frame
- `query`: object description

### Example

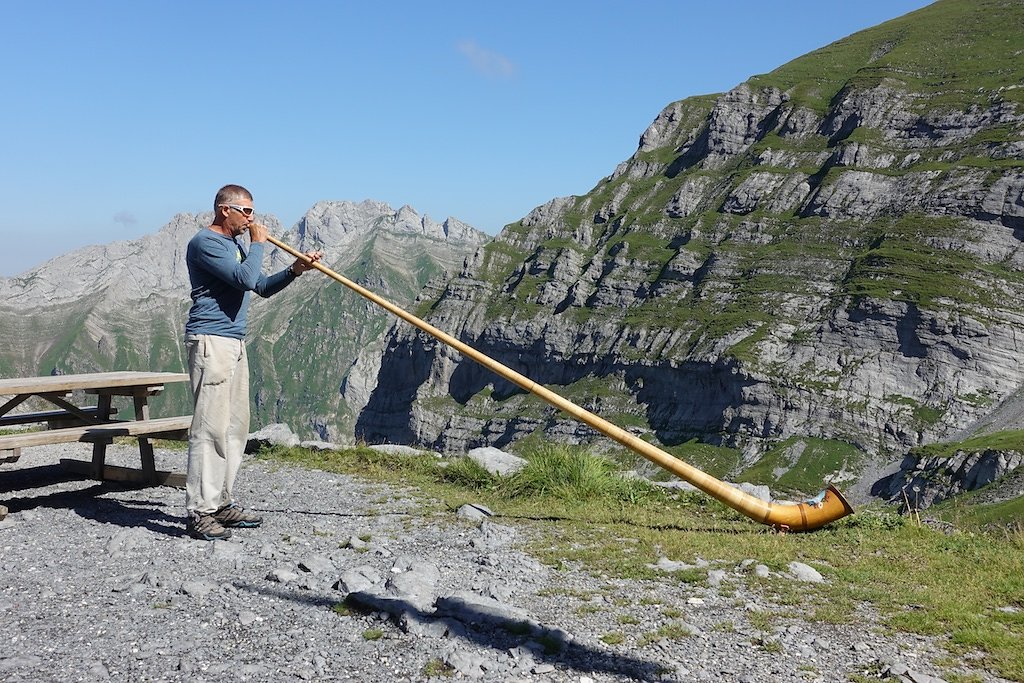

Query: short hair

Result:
[213,184,253,212]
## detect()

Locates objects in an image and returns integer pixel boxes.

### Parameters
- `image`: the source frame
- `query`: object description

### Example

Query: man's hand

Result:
[290,250,323,276]
[247,222,269,243]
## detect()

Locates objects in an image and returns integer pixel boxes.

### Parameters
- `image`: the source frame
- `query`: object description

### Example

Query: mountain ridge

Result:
[355,0,1024,499]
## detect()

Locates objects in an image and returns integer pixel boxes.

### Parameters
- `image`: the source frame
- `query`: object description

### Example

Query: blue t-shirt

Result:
[185,228,295,339]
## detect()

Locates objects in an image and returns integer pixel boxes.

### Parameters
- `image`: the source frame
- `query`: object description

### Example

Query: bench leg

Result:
[132,393,158,483]
[90,394,114,480]
[91,441,109,480]
[139,437,157,482]
[132,393,150,422]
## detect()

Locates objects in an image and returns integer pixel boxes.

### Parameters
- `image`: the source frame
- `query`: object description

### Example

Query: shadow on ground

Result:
[239,581,682,682]
[1,463,184,537]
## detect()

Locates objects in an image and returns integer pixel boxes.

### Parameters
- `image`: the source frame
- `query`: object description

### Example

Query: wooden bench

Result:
[1,373,193,507]
[0,416,192,486]
[1,407,120,464]
[0,406,117,429]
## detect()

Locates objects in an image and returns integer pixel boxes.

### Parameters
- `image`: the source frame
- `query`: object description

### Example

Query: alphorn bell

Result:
[268,234,854,531]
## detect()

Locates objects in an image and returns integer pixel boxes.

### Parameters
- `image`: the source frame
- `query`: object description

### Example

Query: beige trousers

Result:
[184,334,250,514]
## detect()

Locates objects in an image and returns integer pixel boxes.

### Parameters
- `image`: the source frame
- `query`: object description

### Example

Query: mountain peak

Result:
[293,200,478,250]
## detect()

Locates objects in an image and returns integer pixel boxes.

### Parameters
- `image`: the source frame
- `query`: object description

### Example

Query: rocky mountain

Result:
[878,446,1024,510]
[0,201,489,439]
[356,0,1024,497]
[247,201,488,440]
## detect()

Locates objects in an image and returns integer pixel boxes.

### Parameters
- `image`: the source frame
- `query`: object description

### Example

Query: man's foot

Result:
[186,512,232,541]
[214,502,263,528]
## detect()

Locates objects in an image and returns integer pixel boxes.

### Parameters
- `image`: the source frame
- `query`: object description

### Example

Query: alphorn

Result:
[269,235,853,531]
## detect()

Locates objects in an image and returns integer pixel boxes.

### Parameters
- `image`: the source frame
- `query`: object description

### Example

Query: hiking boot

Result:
[186,512,232,541]
[214,502,263,528]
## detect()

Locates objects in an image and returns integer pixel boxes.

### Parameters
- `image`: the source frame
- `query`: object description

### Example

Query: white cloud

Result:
[456,40,516,79]
[113,211,138,227]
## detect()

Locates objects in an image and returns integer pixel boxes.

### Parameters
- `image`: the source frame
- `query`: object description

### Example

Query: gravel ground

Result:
[0,442,1009,683]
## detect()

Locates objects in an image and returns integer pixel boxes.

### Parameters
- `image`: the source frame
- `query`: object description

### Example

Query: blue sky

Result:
[0,0,934,277]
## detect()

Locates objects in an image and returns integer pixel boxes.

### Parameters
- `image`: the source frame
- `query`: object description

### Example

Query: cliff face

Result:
[0,201,488,438]
[878,449,1024,509]
[357,0,1024,492]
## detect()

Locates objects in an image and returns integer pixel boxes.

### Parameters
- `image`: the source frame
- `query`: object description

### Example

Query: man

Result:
[183,184,322,541]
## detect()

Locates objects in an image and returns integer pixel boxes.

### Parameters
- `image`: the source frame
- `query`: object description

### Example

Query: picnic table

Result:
[0,371,192,493]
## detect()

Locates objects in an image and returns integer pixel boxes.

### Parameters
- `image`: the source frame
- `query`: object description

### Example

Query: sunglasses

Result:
[220,203,254,217]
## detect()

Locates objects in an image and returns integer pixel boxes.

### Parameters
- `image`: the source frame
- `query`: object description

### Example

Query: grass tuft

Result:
[422,658,455,678]
[495,443,663,505]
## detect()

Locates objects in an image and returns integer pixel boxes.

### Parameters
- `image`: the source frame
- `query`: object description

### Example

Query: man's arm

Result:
[239,222,323,298]
[193,233,265,291]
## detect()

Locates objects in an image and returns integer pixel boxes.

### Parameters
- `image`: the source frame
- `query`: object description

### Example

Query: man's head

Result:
[212,184,254,236]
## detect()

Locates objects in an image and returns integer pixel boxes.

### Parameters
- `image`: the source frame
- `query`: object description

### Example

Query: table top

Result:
[0,371,189,396]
